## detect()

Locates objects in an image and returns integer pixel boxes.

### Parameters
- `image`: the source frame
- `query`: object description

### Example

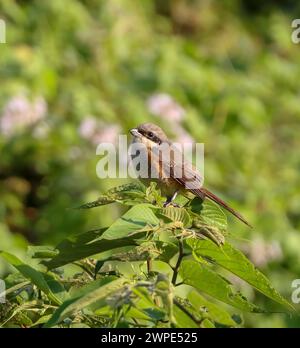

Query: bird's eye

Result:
[148,132,154,138]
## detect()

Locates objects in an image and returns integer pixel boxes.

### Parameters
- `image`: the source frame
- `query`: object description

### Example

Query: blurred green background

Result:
[0,0,300,327]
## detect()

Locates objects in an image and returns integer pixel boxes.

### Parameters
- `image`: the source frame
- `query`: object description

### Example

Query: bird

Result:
[130,122,251,227]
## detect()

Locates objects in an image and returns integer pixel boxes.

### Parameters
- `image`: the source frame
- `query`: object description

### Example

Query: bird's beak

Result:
[130,128,140,137]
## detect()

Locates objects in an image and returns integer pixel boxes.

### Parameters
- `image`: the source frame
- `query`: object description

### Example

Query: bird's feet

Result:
[163,201,180,208]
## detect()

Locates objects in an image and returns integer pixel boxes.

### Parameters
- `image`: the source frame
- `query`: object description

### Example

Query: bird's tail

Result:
[195,187,252,228]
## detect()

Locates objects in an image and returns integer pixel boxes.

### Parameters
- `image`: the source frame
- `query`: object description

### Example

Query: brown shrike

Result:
[130,123,251,227]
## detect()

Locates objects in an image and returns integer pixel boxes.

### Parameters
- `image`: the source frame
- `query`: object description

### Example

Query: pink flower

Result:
[91,125,120,146]
[147,93,185,122]
[0,95,47,136]
[78,117,120,146]
[78,117,98,139]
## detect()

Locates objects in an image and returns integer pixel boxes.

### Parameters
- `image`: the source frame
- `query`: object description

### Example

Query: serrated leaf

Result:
[156,241,179,262]
[78,196,116,209]
[43,203,159,268]
[128,286,166,322]
[108,242,158,262]
[45,277,127,327]
[78,183,146,209]
[188,290,236,327]
[158,207,192,227]
[187,238,293,310]
[0,251,67,305]
[191,198,227,232]
[179,259,263,312]
[100,204,159,240]
[145,182,165,206]
[42,227,148,269]
[68,276,117,299]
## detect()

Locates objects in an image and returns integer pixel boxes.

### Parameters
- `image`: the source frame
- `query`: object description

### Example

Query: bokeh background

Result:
[0,0,300,327]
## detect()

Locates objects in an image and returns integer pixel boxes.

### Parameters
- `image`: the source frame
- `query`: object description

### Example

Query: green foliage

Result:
[0,251,67,305]
[188,239,292,309]
[0,184,293,328]
[1,0,300,328]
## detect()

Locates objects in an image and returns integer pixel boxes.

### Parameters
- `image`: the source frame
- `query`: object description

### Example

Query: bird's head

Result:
[130,123,169,148]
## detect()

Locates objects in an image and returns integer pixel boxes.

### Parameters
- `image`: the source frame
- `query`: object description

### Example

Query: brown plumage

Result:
[130,123,251,227]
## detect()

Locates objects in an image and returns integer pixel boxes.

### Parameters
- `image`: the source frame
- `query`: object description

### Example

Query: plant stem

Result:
[147,257,152,275]
[173,298,199,325]
[172,238,184,285]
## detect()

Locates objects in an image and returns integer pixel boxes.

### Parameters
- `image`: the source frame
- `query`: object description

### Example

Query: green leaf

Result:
[156,241,179,262]
[145,182,165,206]
[179,259,263,312]
[45,277,127,327]
[4,272,28,287]
[125,307,153,321]
[128,287,166,322]
[53,206,156,270]
[43,227,148,269]
[30,315,53,327]
[158,207,192,227]
[191,198,227,232]
[188,290,236,327]
[77,183,146,209]
[190,198,227,245]
[173,303,199,328]
[101,204,159,240]
[201,319,215,328]
[0,251,66,305]
[28,245,59,259]
[78,196,116,208]
[1,301,37,327]
[187,238,293,310]
[1,281,30,300]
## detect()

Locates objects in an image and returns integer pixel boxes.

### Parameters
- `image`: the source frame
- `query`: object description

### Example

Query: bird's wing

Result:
[161,148,251,227]
[170,160,204,193]
[150,144,204,189]
[158,145,204,191]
